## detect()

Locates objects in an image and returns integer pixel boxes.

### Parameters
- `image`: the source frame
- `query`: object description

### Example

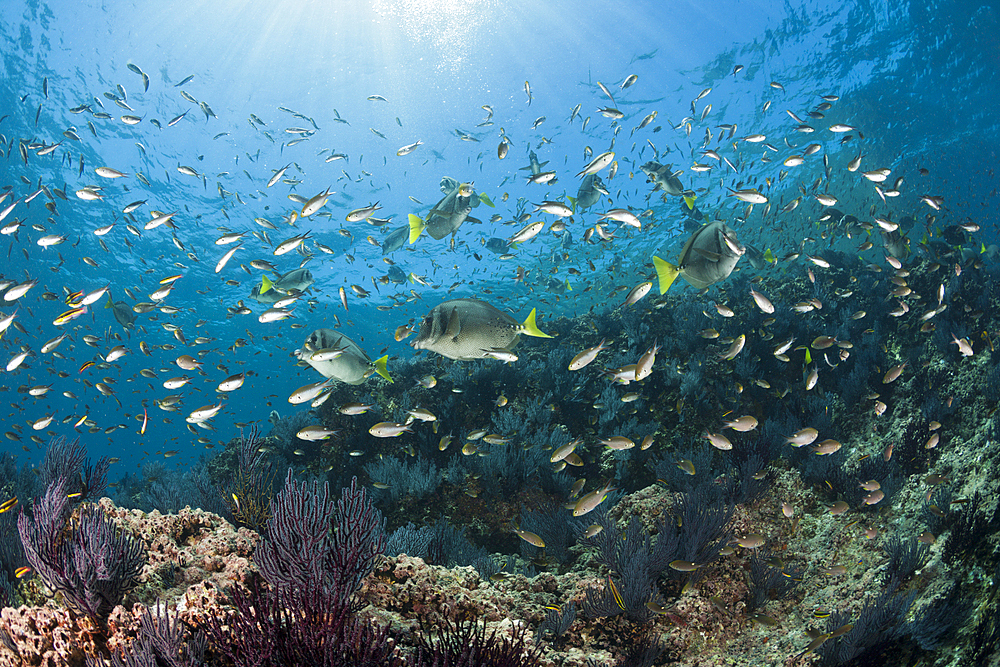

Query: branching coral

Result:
[412,616,542,667]
[17,478,146,624]
[40,436,110,502]
[89,603,206,667]
[223,425,276,532]
[203,580,401,667]
[254,472,385,604]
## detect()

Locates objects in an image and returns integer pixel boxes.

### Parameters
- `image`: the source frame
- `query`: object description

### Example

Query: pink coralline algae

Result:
[95,499,259,597]
[0,502,257,667]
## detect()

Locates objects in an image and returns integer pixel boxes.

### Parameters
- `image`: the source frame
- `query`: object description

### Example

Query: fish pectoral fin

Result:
[445,307,462,340]
[521,308,553,338]
[465,216,482,225]
[693,247,722,262]
[652,255,680,294]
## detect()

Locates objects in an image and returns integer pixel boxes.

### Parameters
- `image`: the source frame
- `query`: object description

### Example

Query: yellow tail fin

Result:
[565,279,572,292]
[683,195,697,210]
[521,308,553,338]
[372,354,392,383]
[408,214,425,244]
[259,274,274,295]
[653,255,679,294]
[104,295,113,309]
[567,195,577,213]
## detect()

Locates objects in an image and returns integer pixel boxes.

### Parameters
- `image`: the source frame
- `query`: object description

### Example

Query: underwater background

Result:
[1,0,999,665]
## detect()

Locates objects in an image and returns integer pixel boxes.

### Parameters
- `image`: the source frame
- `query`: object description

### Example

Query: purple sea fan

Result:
[254,472,385,603]
[412,617,543,667]
[204,580,401,667]
[17,478,146,623]
[253,469,335,590]
[327,476,386,604]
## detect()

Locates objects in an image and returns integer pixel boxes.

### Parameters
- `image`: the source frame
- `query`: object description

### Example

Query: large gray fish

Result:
[409,176,482,241]
[518,150,549,176]
[881,229,910,260]
[249,268,314,304]
[105,297,136,329]
[485,237,508,254]
[545,277,571,294]
[640,161,685,196]
[653,221,745,291]
[382,225,409,254]
[387,265,407,284]
[680,197,708,231]
[296,328,391,385]
[744,243,767,270]
[573,174,606,212]
[411,298,552,361]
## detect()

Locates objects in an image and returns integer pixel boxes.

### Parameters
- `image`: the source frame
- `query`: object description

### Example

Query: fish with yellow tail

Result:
[249,268,314,304]
[408,177,486,242]
[296,329,391,385]
[572,479,616,516]
[653,221,745,293]
[412,298,552,361]
[105,295,137,329]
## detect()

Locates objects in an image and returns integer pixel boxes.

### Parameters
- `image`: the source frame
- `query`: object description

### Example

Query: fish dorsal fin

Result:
[677,228,702,266]
[445,306,462,341]
[693,247,722,262]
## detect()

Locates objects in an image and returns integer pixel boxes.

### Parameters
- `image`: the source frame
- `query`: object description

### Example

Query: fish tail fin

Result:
[478,192,495,208]
[653,255,679,293]
[408,214,425,244]
[683,194,697,210]
[260,274,273,295]
[373,354,392,383]
[565,279,572,292]
[521,308,553,338]
[567,195,577,213]
[104,295,113,309]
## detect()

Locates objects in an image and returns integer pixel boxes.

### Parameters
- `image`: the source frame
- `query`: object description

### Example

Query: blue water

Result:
[0,0,997,479]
